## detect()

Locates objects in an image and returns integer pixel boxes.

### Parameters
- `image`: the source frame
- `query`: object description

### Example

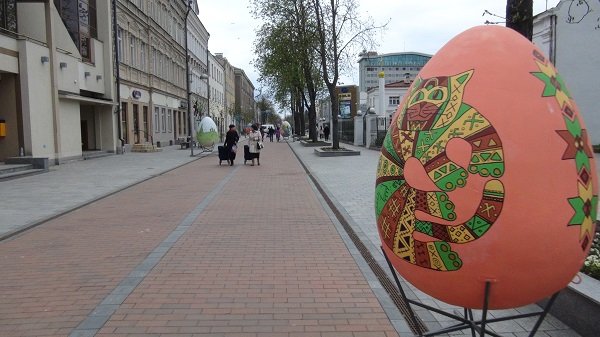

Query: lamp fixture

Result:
[84,71,91,78]
[59,62,67,69]
[40,56,49,64]
[96,75,102,81]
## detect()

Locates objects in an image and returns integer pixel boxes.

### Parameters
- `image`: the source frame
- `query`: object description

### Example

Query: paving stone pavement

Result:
[0,140,592,337]
[0,141,398,337]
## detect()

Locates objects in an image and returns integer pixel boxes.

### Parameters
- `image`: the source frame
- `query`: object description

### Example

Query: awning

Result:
[58,92,117,106]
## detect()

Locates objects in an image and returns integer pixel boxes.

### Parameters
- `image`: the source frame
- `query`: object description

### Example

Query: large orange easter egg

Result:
[375,25,597,309]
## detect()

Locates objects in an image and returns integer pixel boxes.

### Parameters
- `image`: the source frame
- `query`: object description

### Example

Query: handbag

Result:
[257,141,264,150]
[231,145,237,153]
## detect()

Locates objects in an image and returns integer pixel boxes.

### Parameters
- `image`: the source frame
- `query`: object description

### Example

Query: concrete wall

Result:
[79,39,106,94]
[18,40,54,158]
[0,35,19,74]
[0,74,20,161]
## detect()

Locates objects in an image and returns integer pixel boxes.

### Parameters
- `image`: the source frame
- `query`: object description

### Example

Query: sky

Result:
[197,0,561,97]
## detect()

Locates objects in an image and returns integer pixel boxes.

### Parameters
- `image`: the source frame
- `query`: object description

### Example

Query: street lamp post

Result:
[185,1,193,156]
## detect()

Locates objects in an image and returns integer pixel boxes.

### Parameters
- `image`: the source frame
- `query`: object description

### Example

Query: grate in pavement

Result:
[293,152,428,335]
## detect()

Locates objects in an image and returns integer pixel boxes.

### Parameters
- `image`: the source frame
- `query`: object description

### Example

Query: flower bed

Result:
[581,231,600,280]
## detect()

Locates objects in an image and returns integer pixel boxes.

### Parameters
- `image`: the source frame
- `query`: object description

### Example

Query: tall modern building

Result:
[357,51,431,93]
[0,1,117,163]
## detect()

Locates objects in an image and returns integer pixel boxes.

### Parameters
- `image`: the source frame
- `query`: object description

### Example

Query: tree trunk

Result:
[329,84,340,149]
[506,0,533,40]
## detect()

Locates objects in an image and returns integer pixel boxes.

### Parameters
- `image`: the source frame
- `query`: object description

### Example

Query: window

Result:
[167,110,172,132]
[140,41,146,70]
[154,107,160,132]
[161,108,166,132]
[130,35,136,67]
[54,0,97,63]
[117,27,123,62]
[143,106,149,142]
[389,96,401,106]
[0,0,17,32]
[121,102,128,143]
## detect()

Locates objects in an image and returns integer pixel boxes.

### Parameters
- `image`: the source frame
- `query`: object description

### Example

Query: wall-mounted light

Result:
[96,75,102,81]
[40,56,49,64]
[84,72,91,78]
[59,62,67,69]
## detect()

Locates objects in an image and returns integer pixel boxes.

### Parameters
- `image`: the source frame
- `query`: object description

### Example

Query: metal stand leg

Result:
[379,246,561,337]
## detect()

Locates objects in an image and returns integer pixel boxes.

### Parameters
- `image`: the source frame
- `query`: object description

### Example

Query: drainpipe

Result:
[112,0,123,153]
[45,2,61,164]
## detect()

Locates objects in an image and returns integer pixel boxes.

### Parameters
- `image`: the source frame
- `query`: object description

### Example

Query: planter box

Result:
[314,147,360,157]
[538,273,599,337]
[300,140,330,147]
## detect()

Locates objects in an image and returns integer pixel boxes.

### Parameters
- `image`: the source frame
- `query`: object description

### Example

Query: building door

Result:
[121,102,128,144]
[133,104,140,144]
[81,120,89,151]
[143,106,149,142]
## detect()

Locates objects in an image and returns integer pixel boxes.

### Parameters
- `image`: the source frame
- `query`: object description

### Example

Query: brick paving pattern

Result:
[0,141,399,337]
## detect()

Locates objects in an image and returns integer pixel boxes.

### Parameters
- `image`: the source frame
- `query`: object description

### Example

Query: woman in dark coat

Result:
[224,124,240,166]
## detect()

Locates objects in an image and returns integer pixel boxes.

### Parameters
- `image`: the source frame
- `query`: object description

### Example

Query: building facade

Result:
[215,53,236,129]
[115,0,193,148]
[234,67,255,125]
[533,0,600,145]
[357,51,431,93]
[0,0,117,163]
[187,1,209,140]
[207,51,225,138]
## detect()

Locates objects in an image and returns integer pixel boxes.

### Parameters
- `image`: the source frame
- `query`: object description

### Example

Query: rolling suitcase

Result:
[244,145,251,165]
[218,146,228,165]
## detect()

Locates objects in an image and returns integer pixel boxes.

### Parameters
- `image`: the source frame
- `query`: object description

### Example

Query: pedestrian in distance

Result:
[319,125,323,139]
[275,126,281,142]
[224,124,239,166]
[260,125,266,141]
[268,126,275,142]
[324,124,330,141]
[249,124,262,166]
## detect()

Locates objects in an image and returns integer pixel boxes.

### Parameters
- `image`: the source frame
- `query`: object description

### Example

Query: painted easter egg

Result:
[281,121,292,137]
[196,116,219,148]
[375,25,597,309]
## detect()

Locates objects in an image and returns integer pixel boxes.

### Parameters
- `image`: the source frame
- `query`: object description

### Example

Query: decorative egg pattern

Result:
[196,117,219,148]
[375,26,597,309]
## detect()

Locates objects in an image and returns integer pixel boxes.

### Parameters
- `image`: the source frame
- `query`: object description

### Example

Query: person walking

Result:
[268,126,275,142]
[248,124,262,166]
[223,124,240,166]
[323,124,330,141]
[275,126,281,142]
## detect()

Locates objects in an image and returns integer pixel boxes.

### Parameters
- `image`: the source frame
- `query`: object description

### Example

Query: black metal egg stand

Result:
[381,246,561,337]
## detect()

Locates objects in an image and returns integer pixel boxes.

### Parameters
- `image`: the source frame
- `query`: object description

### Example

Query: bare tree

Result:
[311,0,384,149]
[506,0,533,40]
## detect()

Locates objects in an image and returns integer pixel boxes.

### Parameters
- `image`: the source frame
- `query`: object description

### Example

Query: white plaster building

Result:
[533,0,600,144]
[115,0,190,148]
[208,51,225,138]
[187,3,209,138]
[0,1,117,163]
[365,79,411,120]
